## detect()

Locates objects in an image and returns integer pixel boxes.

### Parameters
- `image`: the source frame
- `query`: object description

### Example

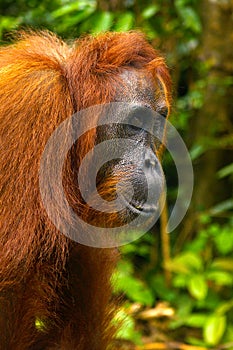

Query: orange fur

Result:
[0,31,171,349]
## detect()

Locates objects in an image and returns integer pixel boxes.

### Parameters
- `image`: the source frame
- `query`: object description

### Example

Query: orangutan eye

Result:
[127,106,154,131]
[128,113,144,129]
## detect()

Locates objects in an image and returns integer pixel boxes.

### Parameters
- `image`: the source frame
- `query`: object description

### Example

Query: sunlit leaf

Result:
[114,261,154,306]
[91,11,114,33]
[55,9,94,31]
[211,258,233,271]
[213,226,233,254]
[115,308,142,344]
[0,16,20,38]
[165,259,190,274]
[203,314,226,345]
[190,144,205,160]
[216,300,233,315]
[209,199,233,216]
[185,313,207,328]
[176,5,202,33]
[173,274,188,288]
[114,12,134,31]
[51,2,87,18]
[207,271,233,286]
[142,5,159,19]
[188,275,208,300]
[168,252,203,273]
[217,162,233,178]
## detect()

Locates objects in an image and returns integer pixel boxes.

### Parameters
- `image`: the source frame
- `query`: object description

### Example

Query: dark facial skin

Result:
[95,69,168,222]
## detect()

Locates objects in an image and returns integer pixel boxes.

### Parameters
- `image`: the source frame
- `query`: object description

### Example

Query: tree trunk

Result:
[97,0,126,11]
[190,0,233,212]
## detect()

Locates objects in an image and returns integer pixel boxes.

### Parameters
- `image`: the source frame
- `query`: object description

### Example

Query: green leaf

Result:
[0,16,20,38]
[190,144,205,160]
[115,309,142,344]
[213,226,233,254]
[173,274,188,288]
[176,6,202,33]
[209,199,233,216]
[203,314,226,345]
[114,12,134,31]
[165,259,189,274]
[55,9,94,31]
[211,258,233,271]
[51,2,89,18]
[91,11,114,33]
[187,275,208,300]
[216,300,233,315]
[125,277,154,305]
[114,261,154,306]
[185,313,207,328]
[217,162,233,178]
[142,5,159,19]
[169,252,203,273]
[207,271,233,286]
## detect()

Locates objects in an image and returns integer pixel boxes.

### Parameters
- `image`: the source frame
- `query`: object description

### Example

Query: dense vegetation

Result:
[1,0,232,348]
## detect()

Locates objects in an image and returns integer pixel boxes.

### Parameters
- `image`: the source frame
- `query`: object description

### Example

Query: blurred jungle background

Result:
[0,0,232,348]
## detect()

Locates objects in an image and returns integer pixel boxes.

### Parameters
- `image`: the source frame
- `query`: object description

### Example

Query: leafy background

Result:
[1,0,232,348]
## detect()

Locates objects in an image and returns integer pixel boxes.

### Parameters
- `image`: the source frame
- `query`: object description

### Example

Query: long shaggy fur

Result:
[0,31,171,349]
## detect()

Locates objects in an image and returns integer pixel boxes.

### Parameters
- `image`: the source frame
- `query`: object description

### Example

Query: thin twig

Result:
[160,192,172,286]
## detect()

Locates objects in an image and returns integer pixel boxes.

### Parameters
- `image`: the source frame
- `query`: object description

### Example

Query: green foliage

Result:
[114,307,142,345]
[175,0,201,34]
[114,12,134,31]
[113,260,154,306]
[217,163,233,179]
[0,16,19,38]
[188,275,208,300]
[0,0,202,44]
[167,219,233,346]
[51,2,96,34]
[203,314,226,346]
[114,216,233,346]
[141,5,159,19]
